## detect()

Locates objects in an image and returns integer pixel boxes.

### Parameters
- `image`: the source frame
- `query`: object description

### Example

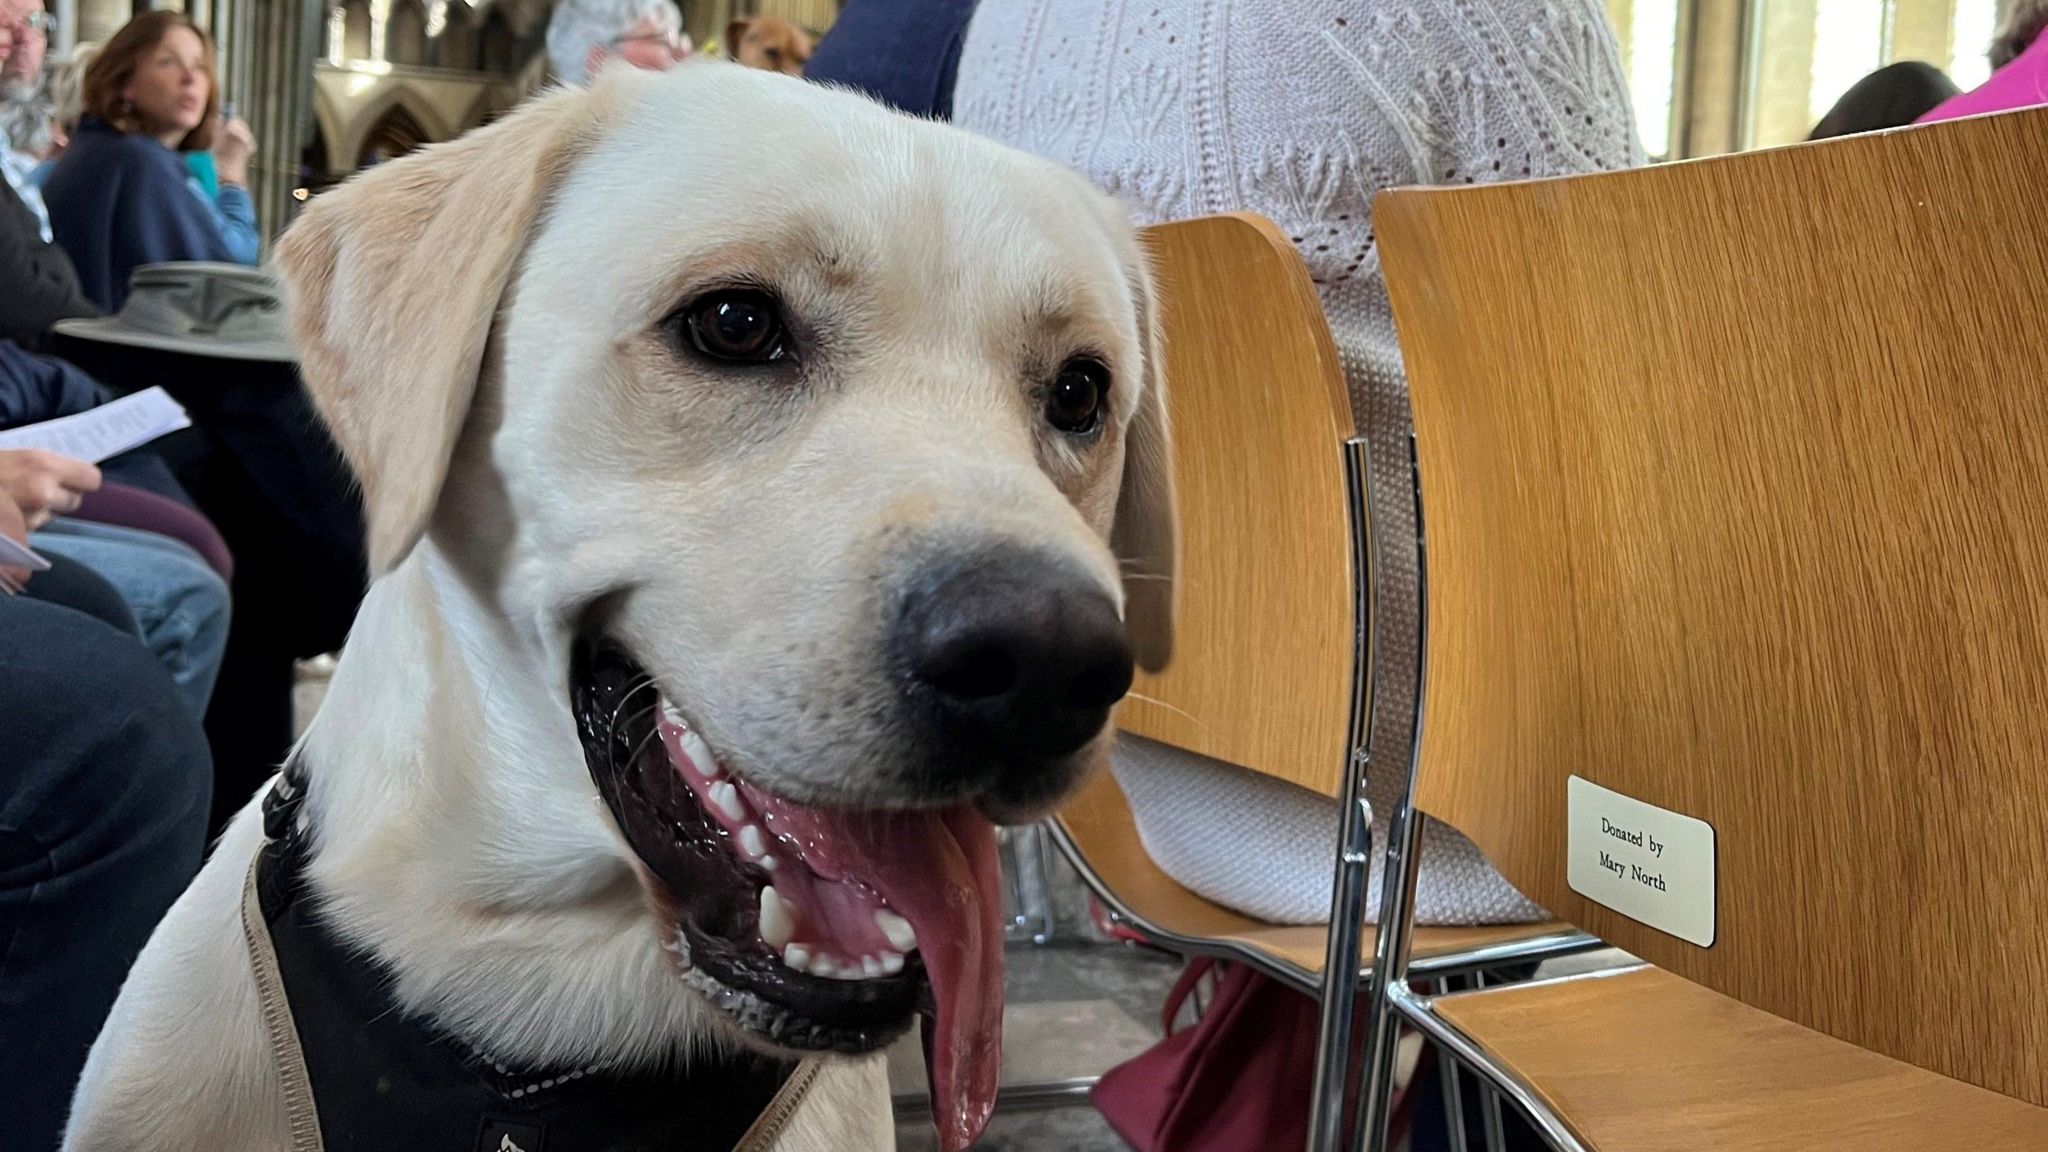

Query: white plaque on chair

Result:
[1567,776,1717,947]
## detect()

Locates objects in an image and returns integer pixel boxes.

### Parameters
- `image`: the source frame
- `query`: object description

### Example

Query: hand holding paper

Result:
[0,450,102,531]
[0,387,191,591]
[0,387,192,464]
[0,489,47,595]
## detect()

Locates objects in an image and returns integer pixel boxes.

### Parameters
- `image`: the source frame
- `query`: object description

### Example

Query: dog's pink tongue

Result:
[745,792,1003,1151]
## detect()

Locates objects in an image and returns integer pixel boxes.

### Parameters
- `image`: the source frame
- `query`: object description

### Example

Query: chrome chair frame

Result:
[1354,438,1604,1152]
[1043,436,1594,1152]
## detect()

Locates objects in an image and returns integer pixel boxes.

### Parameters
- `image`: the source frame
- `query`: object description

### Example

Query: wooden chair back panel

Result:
[1376,108,2048,1104]
[1120,215,1358,797]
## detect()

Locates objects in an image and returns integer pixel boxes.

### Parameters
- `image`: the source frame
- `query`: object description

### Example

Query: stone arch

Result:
[357,103,430,167]
[336,83,457,172]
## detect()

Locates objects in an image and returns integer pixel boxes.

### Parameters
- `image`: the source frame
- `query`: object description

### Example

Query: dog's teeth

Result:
[710,781,746,822]
[758,886,796,950]
[874,909,918,952]
[760,855,780,872]
[681,729,719,777]
[660,702,686,728]
[740,824,768,859]
[879,950,905,975]
[807,954,838,978]
[860,955,884,978]
[783,944,811,970]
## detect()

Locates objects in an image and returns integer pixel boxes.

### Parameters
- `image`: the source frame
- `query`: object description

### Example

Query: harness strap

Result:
[732,1056,822,1152]
[239,766,822,1151]
[240,848,326,1152]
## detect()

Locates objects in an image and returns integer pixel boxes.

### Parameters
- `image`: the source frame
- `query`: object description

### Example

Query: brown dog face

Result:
[725,15,812,75]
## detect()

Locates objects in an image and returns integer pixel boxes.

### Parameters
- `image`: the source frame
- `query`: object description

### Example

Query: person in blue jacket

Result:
[40,10,257,310]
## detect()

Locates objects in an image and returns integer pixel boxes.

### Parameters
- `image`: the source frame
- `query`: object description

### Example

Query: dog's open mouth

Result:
[571,633,1001,1151]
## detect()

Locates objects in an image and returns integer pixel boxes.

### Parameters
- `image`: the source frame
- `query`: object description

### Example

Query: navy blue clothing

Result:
[805,0,980,120]
[0,339,104,428]
[0,594,210,1152]
[42,118,233,311]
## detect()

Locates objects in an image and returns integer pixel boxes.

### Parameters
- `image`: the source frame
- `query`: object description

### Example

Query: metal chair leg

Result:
[892,1076,1100,1119]
[1357,803,1426,1151]
[1000,821,1056,946]
[1473,971,1508,1152]
[1434,978,1471,1152]
[1305,788,1376,1152]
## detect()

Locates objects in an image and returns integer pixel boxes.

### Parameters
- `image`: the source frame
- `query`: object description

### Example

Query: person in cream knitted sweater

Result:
[953,0,1644,925]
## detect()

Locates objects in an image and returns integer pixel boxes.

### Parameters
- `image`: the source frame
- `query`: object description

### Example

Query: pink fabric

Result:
[1920,34,2048,123]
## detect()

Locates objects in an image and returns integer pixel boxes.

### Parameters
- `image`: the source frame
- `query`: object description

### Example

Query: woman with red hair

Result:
[40,10,256,309]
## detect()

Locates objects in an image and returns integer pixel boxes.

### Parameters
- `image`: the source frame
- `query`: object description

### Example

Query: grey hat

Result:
[54,263,297,363]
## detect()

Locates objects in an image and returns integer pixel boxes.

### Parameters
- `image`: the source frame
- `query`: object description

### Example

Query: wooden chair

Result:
[1357,106,2048,1150]
[1054,214,1593,1146]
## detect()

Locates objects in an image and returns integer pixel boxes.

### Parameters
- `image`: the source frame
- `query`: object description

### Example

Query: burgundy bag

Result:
[1093,957,1410,1152]
[1092,959,1309,1150]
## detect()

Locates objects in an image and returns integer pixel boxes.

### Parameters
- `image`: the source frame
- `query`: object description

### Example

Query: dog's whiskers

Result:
[612,718,670,774]
[1122,690,1216,735]
[607,676,660,732]
[610,701,663,740]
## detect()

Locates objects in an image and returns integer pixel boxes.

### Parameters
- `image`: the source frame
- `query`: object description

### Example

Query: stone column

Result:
[219,0,325,246]
[1678,0,1749,157]
[52,0,77,52]
[73,0,127,44]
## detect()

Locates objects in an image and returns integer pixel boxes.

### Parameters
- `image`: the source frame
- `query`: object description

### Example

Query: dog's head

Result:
[276,64,1172,1150]
[725,16,811,75]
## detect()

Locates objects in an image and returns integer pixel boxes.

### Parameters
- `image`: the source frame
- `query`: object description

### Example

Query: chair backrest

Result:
[1117,214,1359,798]
[1377,107,2048,1105]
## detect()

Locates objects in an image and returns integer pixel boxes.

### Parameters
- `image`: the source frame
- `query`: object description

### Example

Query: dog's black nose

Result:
[897,550,1134,761]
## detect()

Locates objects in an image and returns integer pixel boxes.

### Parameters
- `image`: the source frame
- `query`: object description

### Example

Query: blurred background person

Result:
[0,10,212,1139]
[0,0,95,346]
[41,11,256,310]
[0,0,53,231]
[1921,0,2048,123]
[546,0,690,87]
[1808,61,1960,139]
[724,15,811,75]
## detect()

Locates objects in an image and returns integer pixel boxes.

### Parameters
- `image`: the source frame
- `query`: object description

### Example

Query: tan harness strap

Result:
[240,850,326,1152]
[730,1057,822,1152]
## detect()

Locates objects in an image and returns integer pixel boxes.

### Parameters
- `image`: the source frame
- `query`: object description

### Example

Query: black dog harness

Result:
[240,764,815,1152]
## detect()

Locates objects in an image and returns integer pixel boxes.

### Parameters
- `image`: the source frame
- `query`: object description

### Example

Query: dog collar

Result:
[245,761,810,1152]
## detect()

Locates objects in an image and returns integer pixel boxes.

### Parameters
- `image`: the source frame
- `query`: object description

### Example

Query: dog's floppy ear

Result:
[726,19,750,57]
[274,79,630,574]
[1114,260,1178,672]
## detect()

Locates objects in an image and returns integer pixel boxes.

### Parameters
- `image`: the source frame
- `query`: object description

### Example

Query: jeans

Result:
[0,595,211,1151]
[29,518,231,718]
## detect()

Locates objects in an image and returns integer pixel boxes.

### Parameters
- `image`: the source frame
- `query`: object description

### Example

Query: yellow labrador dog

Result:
[63,63,1172,1152]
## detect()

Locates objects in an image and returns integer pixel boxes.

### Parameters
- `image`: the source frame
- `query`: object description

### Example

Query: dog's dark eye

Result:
[679,290,790,364]
[1046,358,1109,435]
